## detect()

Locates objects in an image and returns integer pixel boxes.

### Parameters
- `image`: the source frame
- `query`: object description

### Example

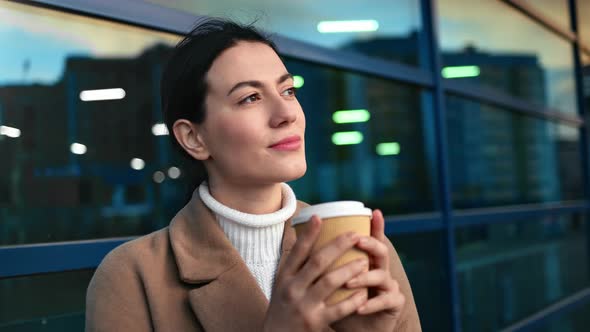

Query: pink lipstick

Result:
[269,135,302,151]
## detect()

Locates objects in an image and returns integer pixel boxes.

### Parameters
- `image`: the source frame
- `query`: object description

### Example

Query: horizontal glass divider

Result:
[0,237,135,278]
[273,34,434,87]
[19,0,200,35]
[384,213,444,234]
[499,287,590,332]
[0,213,444,278]
[453,200,589,228]
[23,0,434,87]
[443,79,584,126]
[0,310,85,329]
[502,0,577,42]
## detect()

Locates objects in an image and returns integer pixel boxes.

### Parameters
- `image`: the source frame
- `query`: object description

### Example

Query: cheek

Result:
[213,118,262,153]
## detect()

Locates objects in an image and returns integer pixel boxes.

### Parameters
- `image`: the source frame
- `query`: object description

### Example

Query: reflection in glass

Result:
[146,0,429,67]
[0,1,185,245]
[438,0,577,114]
[285,59,438,215]
[0,269,94,329]
[520,0,570,30]
[583,59,590,117]
[456,214,588,331]
[535,302,590,332]
[446,95,583,209]
[0,1,437,245]
[578,0,590,46]
[388,231,452,332]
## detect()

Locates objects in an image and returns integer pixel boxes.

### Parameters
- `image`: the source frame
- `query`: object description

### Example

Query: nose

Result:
[269,97,298,128]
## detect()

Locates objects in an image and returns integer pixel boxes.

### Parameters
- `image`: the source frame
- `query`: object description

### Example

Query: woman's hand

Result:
[263,215,368,332]
[331,209,406,332]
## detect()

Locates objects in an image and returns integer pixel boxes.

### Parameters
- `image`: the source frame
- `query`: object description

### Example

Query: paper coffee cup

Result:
[292,201,372,305]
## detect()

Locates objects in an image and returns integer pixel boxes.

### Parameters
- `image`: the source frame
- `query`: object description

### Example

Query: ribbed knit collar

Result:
[198,182,297,267]
[198,182,297,228]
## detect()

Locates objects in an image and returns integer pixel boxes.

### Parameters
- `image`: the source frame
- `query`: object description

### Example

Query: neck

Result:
[206,179,283,214]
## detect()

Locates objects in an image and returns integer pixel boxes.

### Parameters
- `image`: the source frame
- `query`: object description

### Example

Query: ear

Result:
[172,119,210,161]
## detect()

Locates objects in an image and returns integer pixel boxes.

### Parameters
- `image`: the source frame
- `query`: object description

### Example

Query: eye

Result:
[239,93,261,105]
[282,87,297,97]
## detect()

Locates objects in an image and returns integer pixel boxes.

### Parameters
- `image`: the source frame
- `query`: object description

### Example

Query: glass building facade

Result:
[0,0,589,331]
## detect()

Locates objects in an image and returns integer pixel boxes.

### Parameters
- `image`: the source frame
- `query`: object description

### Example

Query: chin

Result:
[271,160,307,183]
[285,166,307,182]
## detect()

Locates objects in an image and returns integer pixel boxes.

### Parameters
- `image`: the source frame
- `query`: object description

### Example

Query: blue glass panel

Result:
[147,0,429,68]
[446,95,583,208]
[456,214,588,331]
[387,231,452,332]
[0,270,93,330]
[285,59,438,215]
[438,0,577,114]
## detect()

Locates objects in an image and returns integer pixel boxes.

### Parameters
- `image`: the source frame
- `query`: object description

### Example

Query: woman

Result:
[86,18,421,332]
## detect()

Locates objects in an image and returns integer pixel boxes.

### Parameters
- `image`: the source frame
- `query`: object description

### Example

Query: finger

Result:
[357,291,405,315]
[323,290,368,323]
[295,231,360,289]
[307,258,368,302]
[345,269,391,290]
[371,209,386,242]
[356,236,389,270]
[282,215,322,276]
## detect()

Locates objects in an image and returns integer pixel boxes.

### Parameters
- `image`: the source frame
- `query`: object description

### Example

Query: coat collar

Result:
[168,188,304,331]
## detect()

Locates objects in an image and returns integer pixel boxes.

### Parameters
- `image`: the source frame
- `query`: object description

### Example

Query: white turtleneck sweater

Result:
[198,182,297,300]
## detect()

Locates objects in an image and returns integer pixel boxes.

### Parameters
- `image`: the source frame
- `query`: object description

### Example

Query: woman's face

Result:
[199,41,306,187]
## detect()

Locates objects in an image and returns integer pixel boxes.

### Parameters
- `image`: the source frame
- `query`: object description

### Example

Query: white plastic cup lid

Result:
[292,201,372,226]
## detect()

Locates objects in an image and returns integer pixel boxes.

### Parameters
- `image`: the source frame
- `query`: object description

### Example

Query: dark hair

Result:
[160,18,278,194]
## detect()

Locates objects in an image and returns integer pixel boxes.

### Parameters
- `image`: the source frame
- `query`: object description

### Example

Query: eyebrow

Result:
[226,73,293,96]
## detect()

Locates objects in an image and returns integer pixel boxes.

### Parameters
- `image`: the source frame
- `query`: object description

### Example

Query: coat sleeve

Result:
[85,246,153,332]
[385,237,422,332]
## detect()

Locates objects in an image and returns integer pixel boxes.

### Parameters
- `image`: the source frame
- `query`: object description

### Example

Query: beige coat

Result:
[86,192,422,331]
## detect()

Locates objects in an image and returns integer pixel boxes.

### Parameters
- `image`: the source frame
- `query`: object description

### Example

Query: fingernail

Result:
[359,237,369,244]
[347,278,358,287]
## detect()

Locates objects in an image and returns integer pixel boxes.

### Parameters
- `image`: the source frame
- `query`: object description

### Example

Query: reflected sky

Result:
[439,0,570,68]
[145,0,422,48]
[0,1,178,85]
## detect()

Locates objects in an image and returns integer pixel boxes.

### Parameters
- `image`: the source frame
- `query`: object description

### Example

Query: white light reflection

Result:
[0,125,21,138]
[153,171,165,183]
[130,158,145,170]
[70,143,87,155]
[80,88,126,102]
[152,123,169,136]
[168,166,181,179]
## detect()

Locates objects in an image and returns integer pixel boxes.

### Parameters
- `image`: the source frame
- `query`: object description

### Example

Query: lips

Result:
[269,135,302,151]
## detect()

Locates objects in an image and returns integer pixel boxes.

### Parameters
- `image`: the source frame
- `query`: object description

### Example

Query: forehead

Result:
[206,41,288,91]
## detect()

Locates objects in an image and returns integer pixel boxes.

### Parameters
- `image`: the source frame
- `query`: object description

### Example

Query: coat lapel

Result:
[168,189,305,332]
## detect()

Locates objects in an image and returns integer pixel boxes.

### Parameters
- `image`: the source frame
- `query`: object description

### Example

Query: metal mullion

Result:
[500,0,577,42]
[10,0,198,36]
[423,0,461,331]
[453,201,589,228]
[569,0,590,300]
[0,237,134,278]
[273,34,434,87]
[14,0,435,88]
[384,212,444,235]
[443,80,584,127]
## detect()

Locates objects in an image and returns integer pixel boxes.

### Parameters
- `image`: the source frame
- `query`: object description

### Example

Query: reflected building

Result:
[345,32,560,208]
[340,33,558,209]
[285,33,435,213]
[442,47,558,207]
[0,44,174,243]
